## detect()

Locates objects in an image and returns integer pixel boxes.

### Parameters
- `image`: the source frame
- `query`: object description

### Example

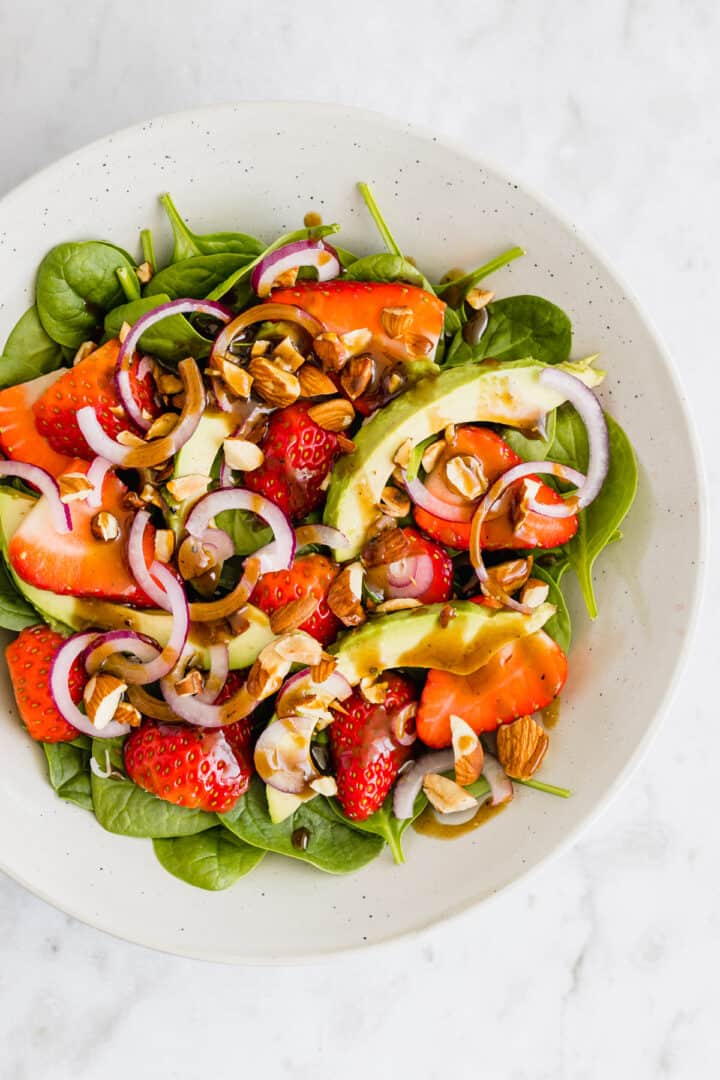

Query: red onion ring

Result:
[482,754,514,806]
[82,629,161,674]
[469,460,586,613]
[250,240,340,298]
[127,510,171,611]
[197,643,230,704]
[403,470,474,523]
[384,554,435,600]
[392,749,454,819]
[294,524,349,550]
[537,368,609,516]
[0,461,71,533]
[159,663,257,728]
[275,668,353,718]
[210,303,326,368]
[50,632,131,739]
[86,457,114,509]
[185,488,295,574]
[199,526,235,564]
[115,298,231,430]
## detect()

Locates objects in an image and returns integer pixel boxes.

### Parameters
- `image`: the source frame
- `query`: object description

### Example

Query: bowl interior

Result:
[0,104,702,961]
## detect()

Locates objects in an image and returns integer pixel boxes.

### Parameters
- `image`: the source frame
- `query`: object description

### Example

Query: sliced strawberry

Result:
[416,629,568,748]
[33,339,159,459]
[363,526,452,605]
[124,720,249,812]
[0,371,74,477]
[6,625,83,742]
[414,425,578,551]
[329,672,417,821]
[243,401,339,520]
[251,554,341,645]
[8,459,157,606]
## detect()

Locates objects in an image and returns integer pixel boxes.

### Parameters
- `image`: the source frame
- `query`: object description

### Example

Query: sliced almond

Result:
[116,430,145,448]
[445,454,488,500]
[73,341,97,365]
[140,483,165,509]
[84,674,128,730]
[393,438,413,469]
[466,287,494,311]
[248,357,300,407]
[310,775,338,797]
[359,676,388,704]
[90,511,120,542]
[118,321,132,344]
[450,715,484,786]
[310,653,337,683]
[381,305,414,338]
[520,578,550,608]
[269,595,319,635]
[272,336,306,372]
[58,472,94,503]
[154,529,175,563]
[175,668,205,696]
[373,598,422,613]
[223,438,264,472]
[340,328,373,356]
[378,484,411,518]
[421,438,446,474]
[297,363,337,398]
[444,423,457,445]
[362,527,411,567]
[156,371,184,396]
[327,563,365,626]
[482,557,533,600]
[135,261,153,285]
[340,354,374,400]
[511,477,543,532]
[307,398,355,432]
[313,332,348,372]
[250,339,271,358]
[166,474,210,503]
[216,359,254,399]
[113,700,142,727]
[146,412,178,440]
[423,773,478,814]
[271,632,324,666]
[497,715,549,780]
[402,332,433,357]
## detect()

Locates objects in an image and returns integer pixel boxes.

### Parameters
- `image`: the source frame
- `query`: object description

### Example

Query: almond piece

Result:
[73,341,97,365]
[118,321,132,344]
[248,357,300,407]
[445,454,488,500]
[297,363,337,398]
[154,529,175,563]
[250,339,271,357]
[83,674,128,730]
[520,578,550,608]
[393,438,413,469]
[307,398,355,432]
[272,632,324,666]
[423,773,478,814]
[337,433,355,454]
[439,603,457,628]
[90,511,120,542]
[327,562,365,626]
[272,336,306,372]
[381,305,414,338]
[310,775,338,797]
[340,328,373,356]
[58,472,94,503]
[402,332,433,357]
[466,287,494,311]
[421,439,446,474]
[496,715,549,780]
[113,701,142,727]
[340,354,374,400]
[146,412,178,440]
[359,676,388,704]
[135,261,153,285]
[373,597,422,613]
[156,371,184,396]
[310,653,337,683]
[362,527,411,567]
[139,483,165,509]
[223,438,264,472]
[482,557,533,599]
[175,669,205,696]
[511,477,544,532]
[269,595,319,635]
[116,430,145,448]
[450,715,484,786]
[216,359,254,399]
[166,474,210,503]
[384,369,406,396]
[378,484,411,518]
[313,332,348,371]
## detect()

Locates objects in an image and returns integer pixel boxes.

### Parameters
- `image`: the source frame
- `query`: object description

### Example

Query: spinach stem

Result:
[116,266,141,302]
[140,229,157,273]
[516,778,572,798]
[386,830,406,865]
[357,182,402,257]
[436,246,525,297]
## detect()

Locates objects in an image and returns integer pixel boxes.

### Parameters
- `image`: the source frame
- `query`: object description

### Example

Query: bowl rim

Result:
[0,101,708,963]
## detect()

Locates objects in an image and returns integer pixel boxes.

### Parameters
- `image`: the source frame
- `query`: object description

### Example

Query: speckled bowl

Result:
[0,104,704,962]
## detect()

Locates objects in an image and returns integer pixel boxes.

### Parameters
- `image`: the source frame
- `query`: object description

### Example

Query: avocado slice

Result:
[173,409,236,480]
[265,785,316,824]
[329,599,554,683]
[0,488,273,668]
[324,358,604,559]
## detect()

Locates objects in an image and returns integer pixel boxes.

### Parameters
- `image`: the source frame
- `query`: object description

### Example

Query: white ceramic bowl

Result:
[0,104,704,962]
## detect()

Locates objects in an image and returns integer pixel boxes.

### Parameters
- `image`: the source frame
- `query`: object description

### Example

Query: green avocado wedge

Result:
[329,599,554,682]
[323,358,604,559]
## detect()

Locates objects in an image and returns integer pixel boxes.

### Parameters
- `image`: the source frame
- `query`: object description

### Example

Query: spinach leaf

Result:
[532,562,572,652]
[215,508,273,557]
[436,246,525,299]
[444,296,571,368]
[206,224,340,302]
[333,246,358,268]
[43,736,93,811]
[0,305,64,388]
[344,253,432,291]
[357,181,402,256]
[220,778,384,873]
[550,407,638,617]
[329,792,427,864]
[36,241,136,348]
[140,228,157,273]
[501,408,558,461]
[104,294,212,362]
[145,253,253,300]
[153,827,264,890]
[116,265,141,302]
[0,558,42,630]
[91,738,216,838]
[160,193,264,261]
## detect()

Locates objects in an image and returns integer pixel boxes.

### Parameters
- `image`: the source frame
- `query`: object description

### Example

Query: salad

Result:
[0,184,636,891]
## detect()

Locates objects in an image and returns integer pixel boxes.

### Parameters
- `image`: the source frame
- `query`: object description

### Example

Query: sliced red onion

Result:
[83,629,160,675]
[294,524,349,550]
[86,457,114,508]
[185,488,295,574]
[251,240,340,298]
[254,714,321,794]
[537,368,609,516]
[159,663,257,728]
[219,459,233,486]
[385,554,435,600]
[136,355,154,382]
[0,461,71,533]
[469,460,586,613]
[276,668,353,719]
[392,749,454,820]
[200,526,235,564]
[115,298,231,429]
[390,702,417,747]
[210,302,326,368]
[482,754,514,806]
[403,470,474,523]
[198,643,230,704]
[50,632,131,739]
[127,510,171,611]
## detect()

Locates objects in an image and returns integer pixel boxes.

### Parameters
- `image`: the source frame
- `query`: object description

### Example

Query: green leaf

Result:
[43,736,93,811]
[550,407,638,617]
[444,296,572,368]
[406,433,440,482]
[501,408,557,462]
[532,562,572,653]
[220,778,384,873]
[91,738,216,838]
[329,792,427,865]
[357,181,402,256]
[145,253,254,300]
[36,241,137,348]
[0,558,42,630]
[436,246,525,298]
[160,193,264,261]
[116,265,141,302]
[344,253,432,291]
[0,305,64,388]
[140,228,157,272]
[215,508,273,557]
[153,827,264,890]
[104,294,213,362]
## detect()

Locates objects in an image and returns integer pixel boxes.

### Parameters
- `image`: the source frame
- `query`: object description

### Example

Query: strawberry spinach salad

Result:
[0,184,637,891]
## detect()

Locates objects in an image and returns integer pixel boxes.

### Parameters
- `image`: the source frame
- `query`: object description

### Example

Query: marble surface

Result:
[0,1,717,1077]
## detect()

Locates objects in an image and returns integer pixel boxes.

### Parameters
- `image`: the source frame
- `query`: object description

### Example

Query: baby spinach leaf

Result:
[91,738,216,838]
[0,559,42,630]
[140,229,157,273]
[344,253,432,291]
[220,778,384,873]
[36,242,137,348]
[333,246,358,268]
[0,305,64,388]
[329,792,427,864]
[501,408,558,461]
[43,736,93,811]
[153,827,264,890]
[357,181,402,256]
[215,508,273,557]
[436,246,525,299]
[550,407,638,617]
[444,296,571,367]
[145,253,253,300]
[104,294,212,362]
[160,193,264,262]
[116,265,141,302]
[532,562,572,653]
[206,224,340,302]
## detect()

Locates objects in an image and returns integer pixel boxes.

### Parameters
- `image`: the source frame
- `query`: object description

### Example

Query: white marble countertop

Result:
[1,2,717,1077]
